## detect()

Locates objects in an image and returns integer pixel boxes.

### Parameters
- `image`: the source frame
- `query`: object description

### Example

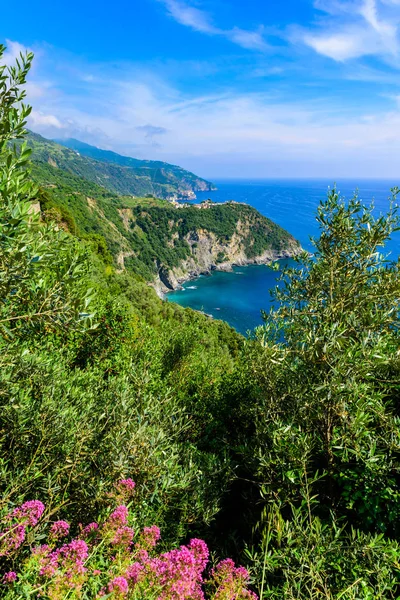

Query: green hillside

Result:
[24,131,215,199]
[54,137,217,194]
[32,159,299,285]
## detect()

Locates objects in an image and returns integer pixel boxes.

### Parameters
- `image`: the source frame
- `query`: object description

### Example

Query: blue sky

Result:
[2,0,400,178]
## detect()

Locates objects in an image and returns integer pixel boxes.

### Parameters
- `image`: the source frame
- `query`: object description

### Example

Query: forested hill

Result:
[24,131,216,199]
[54,137,217,194]
[32,158,301,294]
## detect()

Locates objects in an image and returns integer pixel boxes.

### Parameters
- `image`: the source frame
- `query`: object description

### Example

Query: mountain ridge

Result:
[25,131,216,199]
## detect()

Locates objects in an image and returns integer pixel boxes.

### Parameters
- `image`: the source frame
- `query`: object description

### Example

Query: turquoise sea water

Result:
[167,179,400,335]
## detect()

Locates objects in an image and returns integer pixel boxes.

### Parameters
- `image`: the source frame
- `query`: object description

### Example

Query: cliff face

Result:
[152,218,302,296]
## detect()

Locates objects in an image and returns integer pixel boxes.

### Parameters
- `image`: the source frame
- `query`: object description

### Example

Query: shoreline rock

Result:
[151,241,302,298]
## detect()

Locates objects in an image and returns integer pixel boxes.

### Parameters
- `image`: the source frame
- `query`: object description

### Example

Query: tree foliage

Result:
[241,190,400,597]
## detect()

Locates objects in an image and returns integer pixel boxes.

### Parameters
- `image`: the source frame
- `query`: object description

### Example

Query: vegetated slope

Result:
[54,137,217,194]
[25,131,215,199]
[32,160,301,294]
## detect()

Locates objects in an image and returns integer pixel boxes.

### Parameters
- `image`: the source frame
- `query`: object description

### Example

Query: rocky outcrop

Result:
[152,221,302,297]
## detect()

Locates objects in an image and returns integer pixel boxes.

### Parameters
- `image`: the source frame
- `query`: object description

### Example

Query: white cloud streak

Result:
[30,111,64,129]
[160,0,268,51]
[302,0,400,62]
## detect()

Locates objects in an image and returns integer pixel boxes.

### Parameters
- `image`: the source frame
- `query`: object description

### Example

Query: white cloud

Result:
[28,67,400,177]
[228,28,267,52]
[162,0,217,33]
[2,39,53,103]
[160,0,268,51]
[30,111,64,129]
[302,0,400,62]
[2,39,30,66]
[360,0,399,53]
[304,29,369,61]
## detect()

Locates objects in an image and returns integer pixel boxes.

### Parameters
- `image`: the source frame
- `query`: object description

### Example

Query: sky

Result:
[2,0,400,179]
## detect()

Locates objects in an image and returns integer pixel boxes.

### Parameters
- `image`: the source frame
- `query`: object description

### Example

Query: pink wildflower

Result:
[142,525,161,549]
[39,539,89,579]
[108,576,128,595]
[81,522,98,537]
[2,571,17,584]
[138,539,208,599]
[37,545,59,577]
[11,500,45,526]
[50,520,70,541]
[0,524,26,556]
[59,538,88,572]
[107,505,128,527]
[111,526,135,548]
[188,538,209,571]
[117,479,135,492]
[114,479,136,503]
[93,569,101,576]
[211,558,256,600]
[125,562,144,583]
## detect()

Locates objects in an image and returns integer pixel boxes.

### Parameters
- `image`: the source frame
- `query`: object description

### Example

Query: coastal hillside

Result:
[24,131,215,199]
[54,137,217,196]
[31,159,301,294]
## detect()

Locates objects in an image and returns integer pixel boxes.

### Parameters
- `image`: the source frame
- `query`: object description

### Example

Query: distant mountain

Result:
[52,136,216,198]
[24,132,216,200]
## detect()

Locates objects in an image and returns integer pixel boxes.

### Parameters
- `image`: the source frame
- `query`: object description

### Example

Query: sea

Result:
[167,179,400,335]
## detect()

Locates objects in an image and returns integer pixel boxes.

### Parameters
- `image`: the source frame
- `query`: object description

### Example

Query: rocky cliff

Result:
[152,216,302,296]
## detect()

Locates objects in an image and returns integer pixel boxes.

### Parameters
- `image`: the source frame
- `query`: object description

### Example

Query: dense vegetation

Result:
[24,131,215,199]
[1,46,400,599]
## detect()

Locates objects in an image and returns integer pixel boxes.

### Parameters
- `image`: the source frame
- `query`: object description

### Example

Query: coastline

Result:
[162,258,297,335]
[152,243,302,298]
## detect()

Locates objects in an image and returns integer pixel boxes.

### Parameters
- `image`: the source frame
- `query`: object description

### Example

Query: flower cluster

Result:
[107,505,128,527]
[2,572,17,584]
[124,537,209,599]
[117,479,135,493]
[11,500,45,526]
[49,520,70,542]
[114,478,136,504]
[81,522,99,537]
[210,559,258,600]
[37,538,89,578]
[0,524,26,557]
[108,575,129,596]
[135,525,160,551]
[0,483,257,600]
[111,526,135,549]
[0,500,45,557]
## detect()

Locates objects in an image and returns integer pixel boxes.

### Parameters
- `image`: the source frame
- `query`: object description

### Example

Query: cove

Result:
[167,259,294,336]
